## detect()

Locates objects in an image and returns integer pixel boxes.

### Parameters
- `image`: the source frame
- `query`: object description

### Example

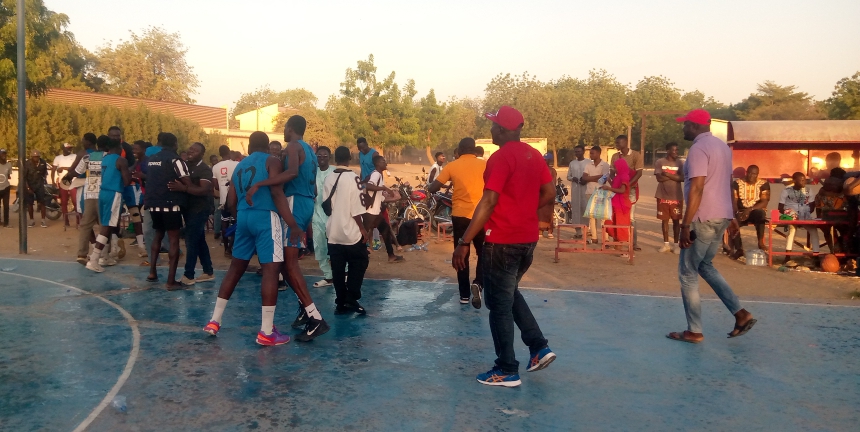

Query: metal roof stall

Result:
[726,120,860,180]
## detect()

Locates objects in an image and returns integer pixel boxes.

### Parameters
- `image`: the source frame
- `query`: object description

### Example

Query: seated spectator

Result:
[778,172,819,265]
[729,165,769,258]
[814,176,847,253]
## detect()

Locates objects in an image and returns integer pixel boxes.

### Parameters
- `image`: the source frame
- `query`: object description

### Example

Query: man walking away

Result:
[85,136,130,272]
[52,143,78,226]
[566,145,590,235]
[610,135,643,251]
[453,106,556,388]
[429,138,486,306]
[312,146,336,287]
[325,146,371,314]
[428,151,445,184]
[0,149,11,227]
[582,146,610,244]
[667,109,756,344]
[202,131,301,346]
[655,142,684,253]
[169,142,215,285]
[145,133,191,290]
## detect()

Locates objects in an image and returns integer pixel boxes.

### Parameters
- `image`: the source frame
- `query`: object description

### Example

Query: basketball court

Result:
[1,257,857,431]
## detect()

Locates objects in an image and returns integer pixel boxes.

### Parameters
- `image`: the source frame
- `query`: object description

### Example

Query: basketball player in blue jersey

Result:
[245,115,329,342]
[204,131,319,345]
[85,136,130,273]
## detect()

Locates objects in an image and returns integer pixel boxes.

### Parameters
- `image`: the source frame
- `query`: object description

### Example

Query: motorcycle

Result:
[430,191,452,233]
[554,178,571,226]
[386,176,431,227]
[11,184,61,220]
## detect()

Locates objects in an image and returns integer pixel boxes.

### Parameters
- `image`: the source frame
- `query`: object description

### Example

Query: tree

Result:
[734,81,825,120]
[825,72,860,120]
[327,54,422,157]
[681,90,735,120]
[581,69,632,148]
[418,89,447,160]
[94,26,199,103]
[628,76,687,156]
[0,0,97,113]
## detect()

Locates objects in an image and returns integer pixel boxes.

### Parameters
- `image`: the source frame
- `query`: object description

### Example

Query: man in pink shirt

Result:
[453,106,557,387]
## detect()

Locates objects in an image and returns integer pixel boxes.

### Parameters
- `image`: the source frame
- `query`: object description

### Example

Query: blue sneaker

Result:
[527,347,556,372]
[476,367,521,387]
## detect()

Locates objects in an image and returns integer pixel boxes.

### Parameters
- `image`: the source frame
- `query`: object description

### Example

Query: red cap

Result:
[676,109,711,125]
[485,106,524,131]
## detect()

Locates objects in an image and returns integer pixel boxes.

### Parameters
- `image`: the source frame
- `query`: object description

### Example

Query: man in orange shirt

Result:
[427,138,487,307]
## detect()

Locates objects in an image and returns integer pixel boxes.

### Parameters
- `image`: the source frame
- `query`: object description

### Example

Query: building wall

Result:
[235,104,281,133]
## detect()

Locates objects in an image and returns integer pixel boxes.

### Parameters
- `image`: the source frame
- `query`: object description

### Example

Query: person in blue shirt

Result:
[244,116,329,342]
[203,131,325,345]
[85,136,130,273]
[357,137,378,181]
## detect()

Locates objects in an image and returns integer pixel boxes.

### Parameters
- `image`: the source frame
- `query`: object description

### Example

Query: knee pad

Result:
[129,206,142,223]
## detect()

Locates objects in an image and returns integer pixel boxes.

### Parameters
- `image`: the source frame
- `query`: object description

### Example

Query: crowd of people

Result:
[12,105,860,390]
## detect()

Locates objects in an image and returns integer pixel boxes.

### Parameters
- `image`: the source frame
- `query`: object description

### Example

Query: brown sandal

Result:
[666,331,704,344]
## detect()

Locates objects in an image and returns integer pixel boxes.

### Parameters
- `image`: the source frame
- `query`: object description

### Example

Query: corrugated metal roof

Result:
[728,120,860,143]
[42,89,227,129]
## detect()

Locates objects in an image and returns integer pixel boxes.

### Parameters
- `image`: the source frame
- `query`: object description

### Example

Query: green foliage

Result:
[94,26,199,103]
[0,0,98,114]
[734,81,825,120]
[0,97,221,158]
[825,72,860,120]
[271,106,339,148]
[231,86,318,123]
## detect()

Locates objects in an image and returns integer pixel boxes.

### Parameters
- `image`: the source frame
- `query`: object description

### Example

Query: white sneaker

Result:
[672,244,680,254]
[99,257,118,266]
[40,220,47,228]
[86,261,105,273]
[658,244,672,253]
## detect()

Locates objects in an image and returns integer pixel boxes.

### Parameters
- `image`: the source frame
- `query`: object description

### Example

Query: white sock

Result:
[261,306,275,334]
[136,234,145,249]
[665,242,670,246]
[89,247,103,263]
[305,303,322,320]
[211,298,228,324]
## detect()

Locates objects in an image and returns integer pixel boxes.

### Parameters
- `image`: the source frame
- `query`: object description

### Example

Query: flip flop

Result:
[313,279,333,288]
[727,319,757,338]
[666,331,703,344]
[146,276,159,283]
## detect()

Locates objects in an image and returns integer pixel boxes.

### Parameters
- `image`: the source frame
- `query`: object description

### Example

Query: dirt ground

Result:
[1,163,858,305]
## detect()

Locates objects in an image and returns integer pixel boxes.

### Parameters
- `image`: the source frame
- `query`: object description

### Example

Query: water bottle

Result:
[111,395,127,413]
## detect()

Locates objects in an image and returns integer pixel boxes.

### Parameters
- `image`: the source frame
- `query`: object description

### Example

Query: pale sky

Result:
[50,0,860,109]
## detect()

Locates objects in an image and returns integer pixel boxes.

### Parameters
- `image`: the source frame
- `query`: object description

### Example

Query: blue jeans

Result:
[183,209,213,279]
[213,200,222,236]
[482,242,548,374]
[679,218,743,333]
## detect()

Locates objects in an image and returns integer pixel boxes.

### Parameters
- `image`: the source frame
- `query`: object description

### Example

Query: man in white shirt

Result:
[325,146,371,314]
[582,146,611,243]
[428,152,445,184]
[363,154,404,262]
[212,145,238,243]
[52,142,78,226]
[565,145,590,237]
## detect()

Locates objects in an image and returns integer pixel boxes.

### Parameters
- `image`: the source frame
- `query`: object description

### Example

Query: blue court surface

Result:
[1,257,858,432]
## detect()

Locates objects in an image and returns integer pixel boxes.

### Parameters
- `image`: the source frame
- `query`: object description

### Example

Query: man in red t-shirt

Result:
[453,105,557,388]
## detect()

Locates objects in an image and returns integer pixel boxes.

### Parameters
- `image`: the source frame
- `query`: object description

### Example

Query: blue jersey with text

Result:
[283,140,317,199]
[100,153,123,193]
[234,152,276,213]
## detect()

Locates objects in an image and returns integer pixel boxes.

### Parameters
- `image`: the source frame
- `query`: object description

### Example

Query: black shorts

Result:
[150,210,183,231]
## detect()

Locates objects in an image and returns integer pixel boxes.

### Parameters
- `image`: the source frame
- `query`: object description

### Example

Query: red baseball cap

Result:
[485,106,524,131]
[676,109,711,125]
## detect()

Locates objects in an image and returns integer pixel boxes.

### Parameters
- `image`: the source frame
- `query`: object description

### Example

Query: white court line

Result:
[2,256,857,308]
[0,270,141,432]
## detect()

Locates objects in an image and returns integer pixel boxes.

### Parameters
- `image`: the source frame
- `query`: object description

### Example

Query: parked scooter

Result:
[554,178,571,225]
